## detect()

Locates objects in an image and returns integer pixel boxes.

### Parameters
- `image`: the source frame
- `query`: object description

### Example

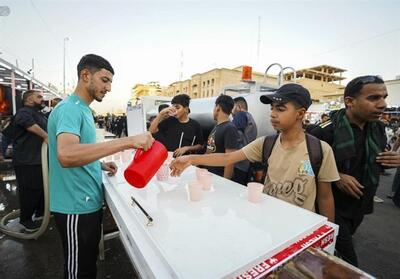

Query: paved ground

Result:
[0,161,137,279]
[0,162,399,278]
[355,168,400,278]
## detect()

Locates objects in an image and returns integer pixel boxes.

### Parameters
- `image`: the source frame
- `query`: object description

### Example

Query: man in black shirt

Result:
[149,94,204,156]
[13,90,48,232]
[309,76,400,267]
[232,96,257,185]
[205,95,239,178]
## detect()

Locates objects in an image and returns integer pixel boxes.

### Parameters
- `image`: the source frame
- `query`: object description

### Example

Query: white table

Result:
[104,157,338,279]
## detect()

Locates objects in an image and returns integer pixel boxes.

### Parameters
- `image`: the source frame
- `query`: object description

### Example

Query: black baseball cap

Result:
[260,83,312,109]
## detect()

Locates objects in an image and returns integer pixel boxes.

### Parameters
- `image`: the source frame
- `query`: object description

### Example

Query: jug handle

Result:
[134,149,143,162]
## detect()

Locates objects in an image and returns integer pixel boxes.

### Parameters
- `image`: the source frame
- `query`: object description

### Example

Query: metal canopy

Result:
[0,57,61,98]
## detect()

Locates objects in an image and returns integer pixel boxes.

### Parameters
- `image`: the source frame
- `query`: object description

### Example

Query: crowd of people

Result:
[94,113,127,138]
[1,53,399,278]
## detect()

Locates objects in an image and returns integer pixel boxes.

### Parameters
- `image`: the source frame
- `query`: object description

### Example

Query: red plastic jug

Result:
[124,140,168,188]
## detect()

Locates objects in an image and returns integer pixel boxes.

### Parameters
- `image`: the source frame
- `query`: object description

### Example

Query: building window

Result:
[211,79,214,85]
[207,80,210,86]
[211,89,214,95]
[203,81,205,87]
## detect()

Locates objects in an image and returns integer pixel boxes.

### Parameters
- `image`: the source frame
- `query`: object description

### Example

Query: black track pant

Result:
[54,209,103,279]
[335,213,364,267]
[14,165,44,222]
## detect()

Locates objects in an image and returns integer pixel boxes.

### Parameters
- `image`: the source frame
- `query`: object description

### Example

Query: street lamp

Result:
[63,37,70,95]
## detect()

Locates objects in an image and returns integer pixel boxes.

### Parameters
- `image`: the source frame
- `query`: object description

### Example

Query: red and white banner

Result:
[236,224,335,279]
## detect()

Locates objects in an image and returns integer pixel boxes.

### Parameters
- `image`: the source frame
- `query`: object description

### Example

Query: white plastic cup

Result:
[196,168,208,180]
[247,182,264,203]
[199,172,213,191]
[105,155,113,161]
[113,152,121,162]
[156,164,169,181]
[188,180,203,201]
[121,150,132,163]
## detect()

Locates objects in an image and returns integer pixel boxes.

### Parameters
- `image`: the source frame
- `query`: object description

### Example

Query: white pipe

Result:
[263,63,283,86]
[279,66,297,83]
[0,142,50,239]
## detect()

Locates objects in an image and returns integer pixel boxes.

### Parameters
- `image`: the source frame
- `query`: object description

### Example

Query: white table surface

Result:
[104,157,327,278]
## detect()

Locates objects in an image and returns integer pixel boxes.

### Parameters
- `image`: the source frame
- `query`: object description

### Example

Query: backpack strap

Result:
[305,133,323,182]
[305,133,323,213]
[261,134,279,182]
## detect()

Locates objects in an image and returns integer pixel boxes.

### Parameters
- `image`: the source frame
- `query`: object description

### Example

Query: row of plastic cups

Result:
[187,168,213,201]
[157,164,264,203]
[189,175,264,203]
[104,150,133,164]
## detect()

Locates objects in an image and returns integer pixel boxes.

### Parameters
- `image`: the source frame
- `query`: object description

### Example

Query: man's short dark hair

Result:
[171,94,190,107]
[215,95,234,115]
[321,113,328,118]
[344,75,384,98]
[158,103,169,112]
[22,89,40,103]
[233,96,248,111]
[77,54,114,79]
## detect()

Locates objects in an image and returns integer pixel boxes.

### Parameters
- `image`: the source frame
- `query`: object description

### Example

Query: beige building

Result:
[284,65,346,102]
[385,77,400,106]
[131,81,163,101]
[163,66,276,99]
[162,64,346,102]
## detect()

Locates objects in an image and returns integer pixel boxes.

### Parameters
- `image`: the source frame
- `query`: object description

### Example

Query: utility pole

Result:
[63,37,70,95]
[179,50,183,81]
[256,16,261,68]
[31,57,35,78]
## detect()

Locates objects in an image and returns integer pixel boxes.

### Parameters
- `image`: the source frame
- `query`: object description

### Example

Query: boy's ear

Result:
[297,108,307,120]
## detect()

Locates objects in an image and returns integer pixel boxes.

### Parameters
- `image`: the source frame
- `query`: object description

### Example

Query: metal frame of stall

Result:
[0,57,62,116]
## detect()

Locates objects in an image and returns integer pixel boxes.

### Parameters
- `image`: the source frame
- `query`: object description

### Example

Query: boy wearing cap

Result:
[170,84,339,222]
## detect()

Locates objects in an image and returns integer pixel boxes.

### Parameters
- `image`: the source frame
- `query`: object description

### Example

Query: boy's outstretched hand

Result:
[170,156,191,177]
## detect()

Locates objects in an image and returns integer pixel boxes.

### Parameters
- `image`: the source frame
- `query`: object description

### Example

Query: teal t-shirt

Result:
[48,94,103,214]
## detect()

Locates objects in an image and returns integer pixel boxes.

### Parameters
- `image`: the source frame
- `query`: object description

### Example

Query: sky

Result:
[0,0,399,114]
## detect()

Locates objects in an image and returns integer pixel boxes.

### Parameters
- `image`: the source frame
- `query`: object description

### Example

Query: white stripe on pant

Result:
[67,215,79,279]
[54,209,102,279]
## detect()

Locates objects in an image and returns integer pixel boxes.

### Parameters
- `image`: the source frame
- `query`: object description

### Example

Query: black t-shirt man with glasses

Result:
[13,89,48,232]
[149,94,204,157]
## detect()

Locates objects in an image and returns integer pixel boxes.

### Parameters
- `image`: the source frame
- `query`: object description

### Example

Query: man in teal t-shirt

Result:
[48,54,154,279]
